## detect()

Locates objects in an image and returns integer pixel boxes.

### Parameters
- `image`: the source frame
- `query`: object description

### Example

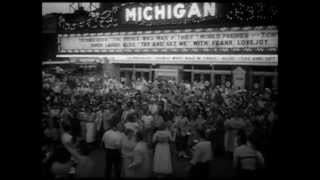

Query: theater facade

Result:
[54,2,278,90]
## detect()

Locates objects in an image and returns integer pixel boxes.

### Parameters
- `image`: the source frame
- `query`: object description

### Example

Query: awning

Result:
[42,61,70,65]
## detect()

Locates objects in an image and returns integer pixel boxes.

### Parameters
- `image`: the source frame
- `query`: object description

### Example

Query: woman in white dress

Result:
[152,123,173,177]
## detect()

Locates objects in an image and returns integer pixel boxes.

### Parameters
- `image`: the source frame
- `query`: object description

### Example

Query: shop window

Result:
[152,64,159,69]
[136,72,142,79]
[214,74,222,86]
[214,65,234,70]
[183,65,192,69]
[120,71,125,78]
[253,75,260,85]
[203,74,211,82]
[251,66,276,72]
[183,71,191,83]
[264,76,274,89]
[193,65,212,70]
[225,74,233,84]
[135,64,151,68]
[120,64,133,68]
[142,72,150,81]
[194,74,201,82]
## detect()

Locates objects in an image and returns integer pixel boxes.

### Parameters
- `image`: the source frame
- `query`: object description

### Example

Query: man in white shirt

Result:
[101,122,122,179]
[141,110,153,129]
[189,129,212,178]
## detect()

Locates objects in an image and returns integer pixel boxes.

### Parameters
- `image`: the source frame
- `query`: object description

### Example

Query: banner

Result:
[58,26,277,54]
[56,54,278,66]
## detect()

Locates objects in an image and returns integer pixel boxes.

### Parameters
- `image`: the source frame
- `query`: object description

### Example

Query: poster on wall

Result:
[233,67,246,89]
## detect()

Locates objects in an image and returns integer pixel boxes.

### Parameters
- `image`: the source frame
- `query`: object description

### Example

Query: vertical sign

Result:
[233,67,246,89]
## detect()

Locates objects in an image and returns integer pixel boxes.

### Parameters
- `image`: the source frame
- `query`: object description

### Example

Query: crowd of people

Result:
[41,67,278,179]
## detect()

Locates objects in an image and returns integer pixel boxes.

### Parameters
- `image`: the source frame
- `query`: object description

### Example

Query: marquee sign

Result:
[58,26,277,54]
[56,54,278,66]
[107,54,278,66]
[122,2,216,25]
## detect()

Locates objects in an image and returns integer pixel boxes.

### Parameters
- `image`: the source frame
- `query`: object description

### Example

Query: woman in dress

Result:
[152,123,173,177]
[120,128,137,178]
[128,131,152,178]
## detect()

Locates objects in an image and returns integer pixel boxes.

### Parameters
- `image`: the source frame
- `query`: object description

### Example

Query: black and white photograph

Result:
[41,2,278,179]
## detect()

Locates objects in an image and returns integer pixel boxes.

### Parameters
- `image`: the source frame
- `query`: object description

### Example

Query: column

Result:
[102,58,107,77]
[211,65,215,87]
[132,64,136,81]
[273,67,278,90]
[247,67,253,90]
[274,75,278,90]
[191,65,194,83]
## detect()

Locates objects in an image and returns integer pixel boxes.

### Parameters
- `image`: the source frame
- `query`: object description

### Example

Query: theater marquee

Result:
[58,26,277,54]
